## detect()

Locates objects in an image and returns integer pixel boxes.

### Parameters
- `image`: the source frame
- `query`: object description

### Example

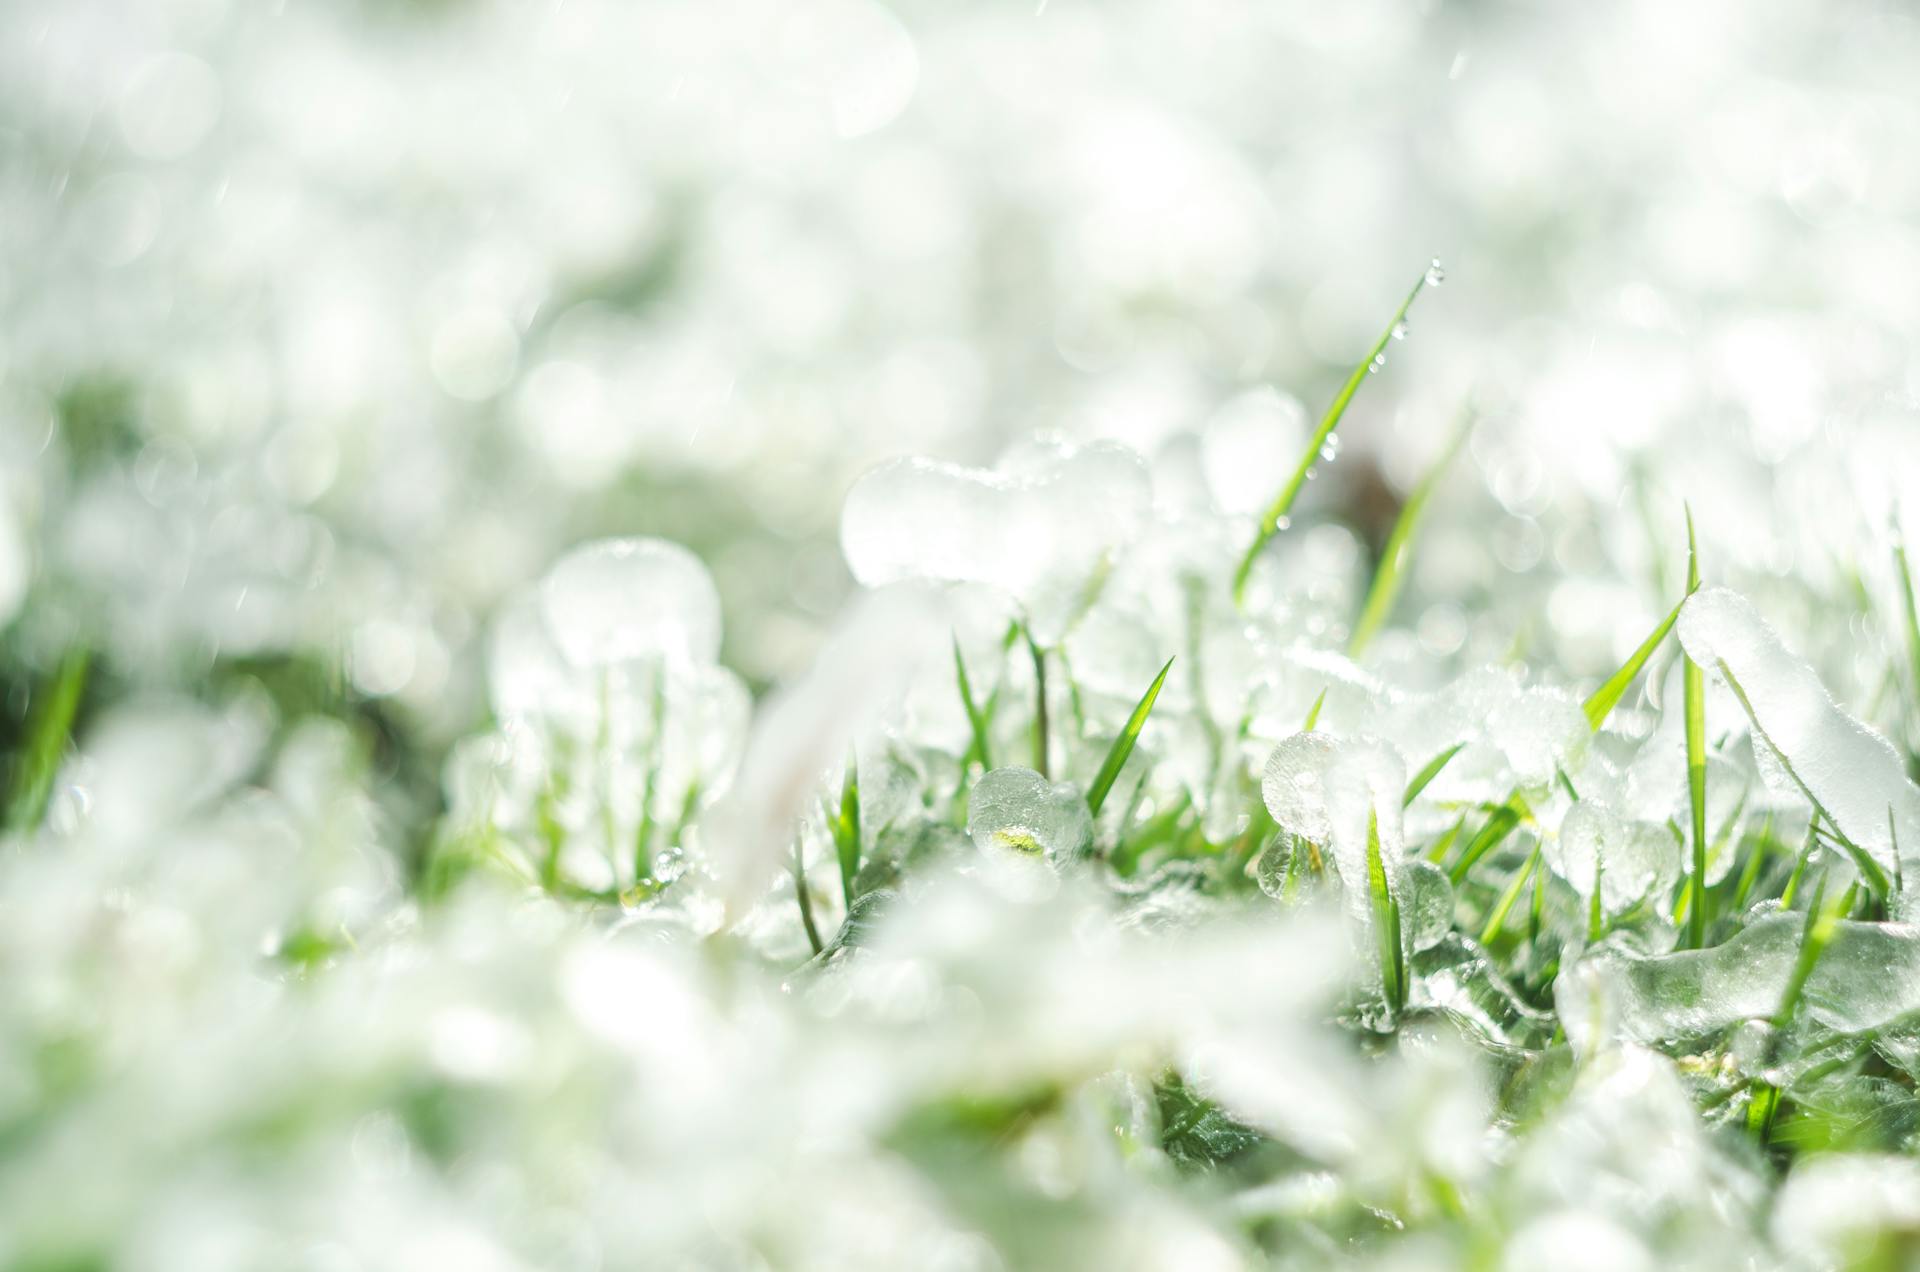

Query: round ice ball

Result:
[966,766,1094,864]
[538,537,722,670]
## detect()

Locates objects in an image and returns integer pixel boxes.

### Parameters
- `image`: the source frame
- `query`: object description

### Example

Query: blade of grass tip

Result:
[1086,656,1174,817]
[1425,812,1466,863]
[1780,819,1820,909]
[1365,805,1404,1014]
[1024,627,1050,778]
[953,636,994,772]
[1480,844,1542,945]
[1449,797,1524,884]
[1232,260,1443,607]
[1403,742,1464,807]
[1773,875,1843,1034]
[833,751,861,909]
[1582,595,1685,731]
[1895,525,1920,714]
[5,649,91,833]
[1301,685,1329,732]
[1348,402,1473,658]
[1730,811,1776,912]
[791,838,824,957]
[1683,505,1710,949]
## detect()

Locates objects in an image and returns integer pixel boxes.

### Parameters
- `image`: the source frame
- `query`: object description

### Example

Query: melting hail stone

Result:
[839,438,1151,645]
[539,537,723,670]
[1545,803,1679,919]
[966,766,1093,864]
[1677,586,1920,890]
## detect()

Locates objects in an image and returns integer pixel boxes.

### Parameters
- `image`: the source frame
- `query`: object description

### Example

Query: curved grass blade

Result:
[1086,656,1174,817]
[1301,685,1329,732]
[1449,798,1524,884]
[1479,844,1541,945]
[1683,506,1710,949]
[1583,595,1685,730]
[1403,741,1464,807]
[953,636,994,772]
[829,752,861,909]
[1348,403,1472,657]
[1365,805,1405,1014]
[5,649,91,832]
[1232,261,1442,606]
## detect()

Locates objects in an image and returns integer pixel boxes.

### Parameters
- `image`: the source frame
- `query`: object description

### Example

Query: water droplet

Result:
[1425,258,1446,287]
[1274,515,1292,531]
[1389,321,1409,341]
[1304,468,1318,480]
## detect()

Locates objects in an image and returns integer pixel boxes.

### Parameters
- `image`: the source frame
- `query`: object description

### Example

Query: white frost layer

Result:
[1676,586,1920,887]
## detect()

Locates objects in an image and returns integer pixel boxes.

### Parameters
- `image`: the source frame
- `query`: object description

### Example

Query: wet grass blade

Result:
[1301,686,1329,732]
[1582,596,1684,730]
[1348,403,1472,658]
[1449,797,1525,884]
[1365,805,1405,1015]
[1086,656,1174,817]
[1232,261,1441,606]
[5,649,91,833]
[1683,506,1709,949]
[953,636,994,772]
[1479,844,1541,945]
[1895,528,1920,729]
[1403,742,1464,807]
[829,753,861,908]
[1024,627,1050,778]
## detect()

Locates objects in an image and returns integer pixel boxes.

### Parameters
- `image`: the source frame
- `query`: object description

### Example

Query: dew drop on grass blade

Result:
[1086,656,1174,817]
[1232,261,1442,607]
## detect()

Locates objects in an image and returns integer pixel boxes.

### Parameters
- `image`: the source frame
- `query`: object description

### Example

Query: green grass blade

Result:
[791,838,825,957]
[1895,529,1920,725]
[953,637,994,772]
[1449,798,1524,884]
[1403,742,1464,807]
[1683,506,1709,949]
[1479,845,1541,945]
[5,649,91,833]
[1232,261,1442,607]
[831,753,861,908]
[1582,596,1685,731]
[1773,876,1844,1032]
[1086,656,1174,817]
[1365,805,1404,1014]
[1025,627,1050,778]
[1348,403,1472,658]
[1301,686,1329,732]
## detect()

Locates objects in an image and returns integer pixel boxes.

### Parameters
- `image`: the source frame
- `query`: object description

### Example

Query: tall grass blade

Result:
[1301,686,1329,732]
[1024,627,1050,778]
[1449,798,1524,884]
[1583,596,1684,731]
[1365,806,1405,1014]
[1348,404,1472,657]
[1086,656,1174,816]
[1232,262,1441,606]
[1682,506,1709,948]
[1479,845,1541,945]
[5,649,90,833]
[829,753,861,908]
[1403,742,1464,807]
[1895,528,1920,727]
[953,636,994,772]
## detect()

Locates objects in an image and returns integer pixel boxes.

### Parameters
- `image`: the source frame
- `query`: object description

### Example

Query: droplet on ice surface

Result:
[966,766,1094,864]
[1677,586,1920,889]
[539,537,723,670]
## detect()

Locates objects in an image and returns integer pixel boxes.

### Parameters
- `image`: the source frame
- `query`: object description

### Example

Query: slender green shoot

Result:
[5,649,91,833]
[953,637,994,772]
[1582,596,1685,730]
[1774,876,1847,1033]
[1730,811,1776,911]
[828,752,861,908]
[1302,686,1329,732]
[1895,527,1920,714]
[1479,845,1541,945]
[1349,403,1472,657]
[1449,798,1525,884]
[1232,261,1442,606]
[1403,742,1464,807]
[792,839,824,957]
[1025,628,1050,778]
[1683,506,1709,949]
[1365,806,1405,1015]
[1086,657,1174,817]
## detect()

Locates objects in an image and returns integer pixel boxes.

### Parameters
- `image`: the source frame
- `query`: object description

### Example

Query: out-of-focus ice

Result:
[1545,803,1680,920]
[966,766,1094,864]
[538,536,723,669]
[840,439,1150,645]
[1678,586,1920,890]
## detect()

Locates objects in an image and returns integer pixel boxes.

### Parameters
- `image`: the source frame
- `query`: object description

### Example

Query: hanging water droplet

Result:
[1425,258,1446,287]
[1320,436,1342,462]
[1368,352,1388,374]
[1274,515,1292,531]
[1389,321,1409,341]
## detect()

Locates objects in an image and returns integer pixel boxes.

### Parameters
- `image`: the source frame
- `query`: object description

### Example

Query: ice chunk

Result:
[1773,1155,1920,1268]
[839,440,1150,644]
[966,766,1094,864]
[1261,733,1410,978]
[1677,586,1920,889]
[1402,860,1456,952]
[1569,912,1920,1045]
[539,536,722,669]
[1546,803,1680,918]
